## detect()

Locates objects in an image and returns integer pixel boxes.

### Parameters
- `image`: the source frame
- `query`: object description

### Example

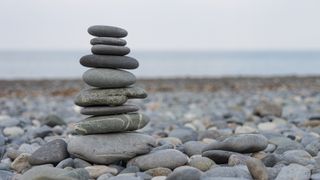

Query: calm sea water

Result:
[0,51,319,79]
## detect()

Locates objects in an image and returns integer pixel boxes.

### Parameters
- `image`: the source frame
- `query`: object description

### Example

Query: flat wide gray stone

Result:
[74,113,150,134]
[88,25,128,38]
[80,105,139,115]
[90,37,127,46]
[83,68,136,88]
[202,134,268,153]
[127,149,188,170]
[67,133,156,164]
[74,86,147,107]
[80,55,139,69]
[91,45,130,56]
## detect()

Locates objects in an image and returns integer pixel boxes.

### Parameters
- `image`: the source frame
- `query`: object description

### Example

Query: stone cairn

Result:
[68,25,156,165]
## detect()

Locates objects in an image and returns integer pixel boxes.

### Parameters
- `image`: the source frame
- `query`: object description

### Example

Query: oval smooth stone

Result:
[74,113,150,134]
[74,86,147,107]
[80,55,139,69]
[88,25,128,38]
[91,45,130,56]
[80,105,139,115]
[83,68,136,88]
[90,37,127,46]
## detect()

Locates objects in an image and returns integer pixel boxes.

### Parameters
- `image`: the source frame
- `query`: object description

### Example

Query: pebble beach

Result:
[0,77,320,179]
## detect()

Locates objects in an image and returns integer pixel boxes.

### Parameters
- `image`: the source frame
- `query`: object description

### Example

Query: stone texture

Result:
[145,167,172,176]
[80,55,138,69]
[20,165,89,180]
[83,68,135,88]
[128,149,188,170]
[74,86,147,107]
[91,45,130,56]
[201,166,252,179]
[254,101,282,117]
[202,150,236,164]
[275,163,311,180]
[88,25,128,38]
[90,37,127,46]
[10,153,31,173]
[168,128,198,143]
[183,141,207,156]
[85,165,118,178]
[246,158,268,180]
[202,134,268,153]
[74,113,150,134]
[0,170,13,180]
[67,133,155,164]
[282,150,313,166]
[166,166,202,180]
[56,158,74,168]
[188,155,214,171]
[80,105,139,115]
[29,139,69,165]
[42,115,66,127]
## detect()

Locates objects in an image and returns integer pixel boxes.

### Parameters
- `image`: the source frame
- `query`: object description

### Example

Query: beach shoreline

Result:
[1,76,320,97]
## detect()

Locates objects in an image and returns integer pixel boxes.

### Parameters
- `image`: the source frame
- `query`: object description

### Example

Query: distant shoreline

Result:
[1,76,319,97]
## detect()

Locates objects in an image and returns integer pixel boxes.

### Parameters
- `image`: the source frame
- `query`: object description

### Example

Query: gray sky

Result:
[1,0,320,51]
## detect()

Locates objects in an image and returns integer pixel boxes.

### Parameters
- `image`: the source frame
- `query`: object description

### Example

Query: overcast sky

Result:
[1,0,320,51]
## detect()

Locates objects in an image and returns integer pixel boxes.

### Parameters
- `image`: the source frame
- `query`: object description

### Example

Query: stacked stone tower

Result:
[68,25,155,165]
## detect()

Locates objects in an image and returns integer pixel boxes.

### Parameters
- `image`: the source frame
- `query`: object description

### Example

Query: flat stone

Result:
[88,25,128,38]
[83,68,135,88]
[74,86,147,107]
[80,105,139,116]
[202,134,268,153]
[201,166,252,179]
[80,55,138,69]
[67,132,155,164]
[166,166,202,180]
[29,139,69,165]
[275,163,310,180]
[246,158,268,180]
[20,165,89,180]
[74,113,150,134]
[202,150,236,164]
[127,149,188,170]
[90,37,127,46]
[91,45,130,56]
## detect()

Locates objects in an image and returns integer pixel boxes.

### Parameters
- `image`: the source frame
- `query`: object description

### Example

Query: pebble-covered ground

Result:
[1,77,320,180]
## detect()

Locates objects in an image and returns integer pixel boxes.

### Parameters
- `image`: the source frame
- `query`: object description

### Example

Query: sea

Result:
[0,51,319,79]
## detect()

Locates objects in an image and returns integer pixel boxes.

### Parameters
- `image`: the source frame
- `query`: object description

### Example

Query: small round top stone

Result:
[88,25,128,38]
